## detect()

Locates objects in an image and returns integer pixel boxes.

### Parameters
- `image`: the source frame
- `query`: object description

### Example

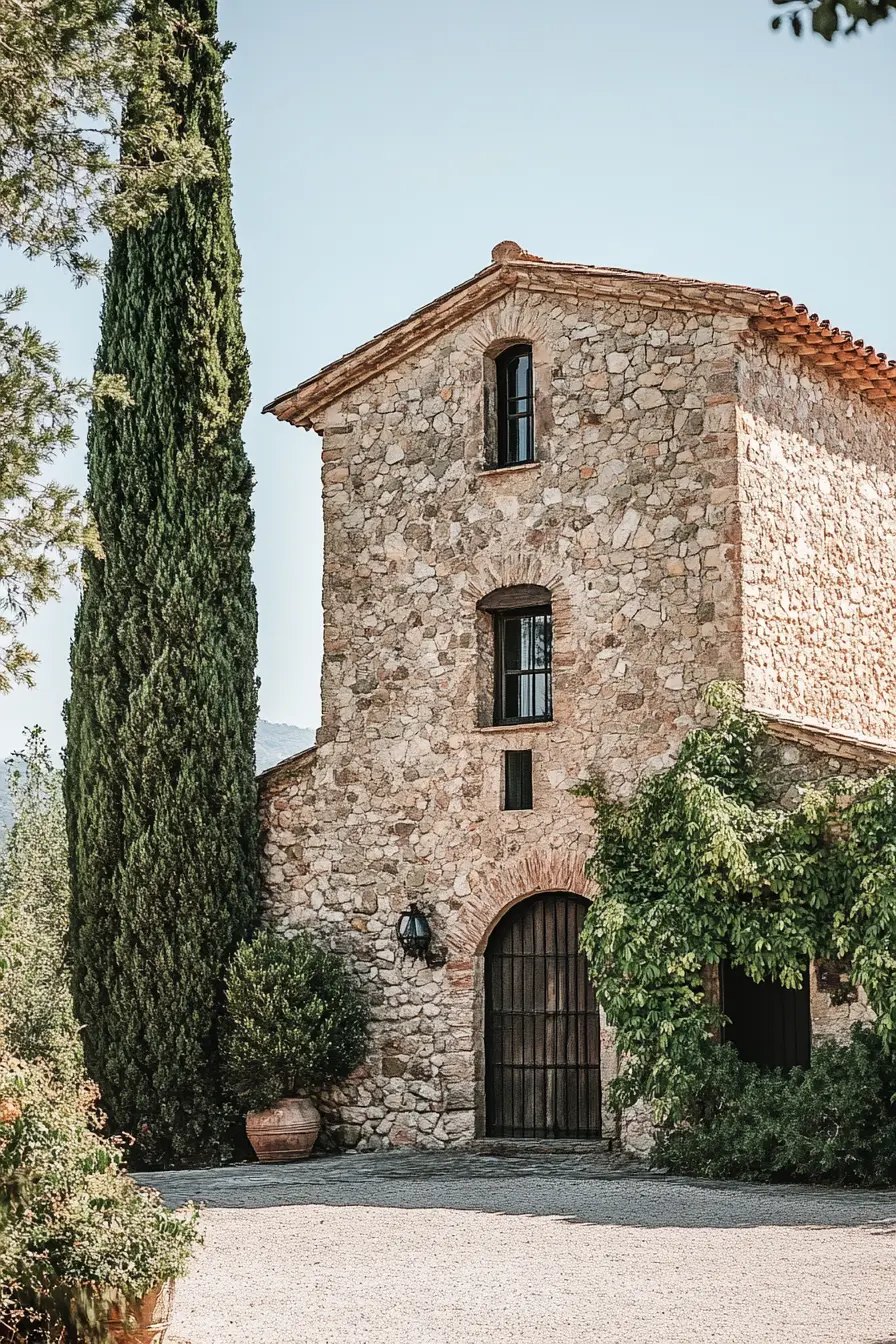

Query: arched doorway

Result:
[484,892,601,1139]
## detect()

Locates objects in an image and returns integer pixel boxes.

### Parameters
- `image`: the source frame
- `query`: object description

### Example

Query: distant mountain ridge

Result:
[0,721,315,831]
[254,721,315,773]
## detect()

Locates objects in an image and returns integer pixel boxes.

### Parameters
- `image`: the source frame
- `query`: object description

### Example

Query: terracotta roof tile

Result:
[752,299,896,400]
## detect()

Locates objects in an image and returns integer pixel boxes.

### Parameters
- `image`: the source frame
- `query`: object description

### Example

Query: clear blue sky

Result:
[1,0,894,757]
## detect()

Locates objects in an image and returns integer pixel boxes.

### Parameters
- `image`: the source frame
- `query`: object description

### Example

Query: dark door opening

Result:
[721,961,811,1071]
[484,892,601,1139]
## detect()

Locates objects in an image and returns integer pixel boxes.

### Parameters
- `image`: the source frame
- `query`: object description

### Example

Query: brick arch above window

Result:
[466,566,574,728]
[462,562,572,643]
[467,299,555,458]
[464,296,552,356]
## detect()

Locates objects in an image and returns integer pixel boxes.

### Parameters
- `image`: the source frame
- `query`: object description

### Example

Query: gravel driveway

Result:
[141,1152,896,1344]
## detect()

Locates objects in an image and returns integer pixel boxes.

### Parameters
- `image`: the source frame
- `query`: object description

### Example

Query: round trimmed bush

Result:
[223,929,367,1114]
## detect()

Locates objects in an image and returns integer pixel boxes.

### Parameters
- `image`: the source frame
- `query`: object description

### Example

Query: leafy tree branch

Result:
[0,290,112,691]
[0,1,215,691]
[772,0,894,38]
[0,0,215,279]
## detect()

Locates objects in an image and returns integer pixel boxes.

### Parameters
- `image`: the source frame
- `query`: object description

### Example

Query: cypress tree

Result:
[64,0,258,1167]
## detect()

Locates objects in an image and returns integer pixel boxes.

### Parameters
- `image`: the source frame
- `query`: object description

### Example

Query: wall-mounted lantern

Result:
[396,904,446,967]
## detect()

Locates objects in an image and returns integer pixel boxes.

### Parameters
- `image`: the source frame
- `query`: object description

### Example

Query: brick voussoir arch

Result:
[462,559,573,643]
[448,848,596,965]
[464,295,552,356]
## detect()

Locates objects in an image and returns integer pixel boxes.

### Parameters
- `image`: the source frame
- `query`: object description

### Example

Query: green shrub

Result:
[0,1042,199,1342]
[0,729,83,1086]
[224,929,367,1113]
[657,1026,896,1186]
[0,734,199,1338]
[576,681,896,1123]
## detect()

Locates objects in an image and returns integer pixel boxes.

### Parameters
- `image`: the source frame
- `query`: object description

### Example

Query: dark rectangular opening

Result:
[503,750,533,811]
[721,961,811,1071]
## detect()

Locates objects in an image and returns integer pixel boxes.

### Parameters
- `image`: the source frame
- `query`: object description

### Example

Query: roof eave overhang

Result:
[256,744,317,787]
[262,260,778,431]
[263,261,512,429]
[265,259,896,430]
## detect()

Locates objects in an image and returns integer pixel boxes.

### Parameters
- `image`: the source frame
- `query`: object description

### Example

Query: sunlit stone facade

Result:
[259,248,895,1150]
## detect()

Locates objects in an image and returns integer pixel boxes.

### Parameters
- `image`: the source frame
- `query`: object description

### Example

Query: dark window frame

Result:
[503,749,533,811]
[494,604,553,726]
[495,343,535,467]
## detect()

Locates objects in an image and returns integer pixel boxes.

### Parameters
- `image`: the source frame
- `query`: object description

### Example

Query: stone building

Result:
[259,243,896,1151]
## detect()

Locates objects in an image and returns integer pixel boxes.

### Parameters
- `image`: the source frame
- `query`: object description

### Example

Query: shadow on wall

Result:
[135,1152,896,1231]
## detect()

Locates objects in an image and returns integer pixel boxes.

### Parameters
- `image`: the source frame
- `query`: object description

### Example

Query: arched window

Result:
[478,585,553,726]
[496,343,534,466]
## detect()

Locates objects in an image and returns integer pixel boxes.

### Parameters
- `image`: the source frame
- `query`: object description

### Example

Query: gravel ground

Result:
[140,1153,896,1344]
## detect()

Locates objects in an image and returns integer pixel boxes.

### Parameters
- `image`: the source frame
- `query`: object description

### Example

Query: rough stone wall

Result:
[738,336,896,745]
[260,285,891,1153]
[261,286,751,1150]
[754,719,889,798]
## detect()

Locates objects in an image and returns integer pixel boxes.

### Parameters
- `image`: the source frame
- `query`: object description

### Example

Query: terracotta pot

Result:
[107,1280,175,1343]
[0,1283,175,1344]
[246,1096,321,1162]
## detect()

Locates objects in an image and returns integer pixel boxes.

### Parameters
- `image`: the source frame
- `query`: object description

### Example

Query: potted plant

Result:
[0,1045,199,1343]
[58,1172,198,1343]
[224,929,367,1162]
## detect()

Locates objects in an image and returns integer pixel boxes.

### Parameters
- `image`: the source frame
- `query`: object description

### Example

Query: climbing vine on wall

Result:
[575,683,896,1121]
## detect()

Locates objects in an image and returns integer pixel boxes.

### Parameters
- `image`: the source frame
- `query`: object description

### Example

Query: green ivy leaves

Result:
[578,682,896,1121]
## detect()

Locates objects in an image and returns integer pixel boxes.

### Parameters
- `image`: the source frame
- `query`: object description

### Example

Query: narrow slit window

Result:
[496,343,534,466]
[503,750,533,811]
[494,605,552,725]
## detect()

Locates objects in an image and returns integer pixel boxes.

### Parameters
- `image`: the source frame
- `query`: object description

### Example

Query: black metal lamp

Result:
[396,903,432,961]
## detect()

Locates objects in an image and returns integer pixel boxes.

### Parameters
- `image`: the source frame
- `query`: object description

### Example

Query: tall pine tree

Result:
[64,0,258,1167]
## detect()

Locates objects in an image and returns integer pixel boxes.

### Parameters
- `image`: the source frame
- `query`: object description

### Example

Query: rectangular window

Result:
[721,963,811,1072]
[496,344,534,467]
[503,750,533,811]
[495,606,553,725]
